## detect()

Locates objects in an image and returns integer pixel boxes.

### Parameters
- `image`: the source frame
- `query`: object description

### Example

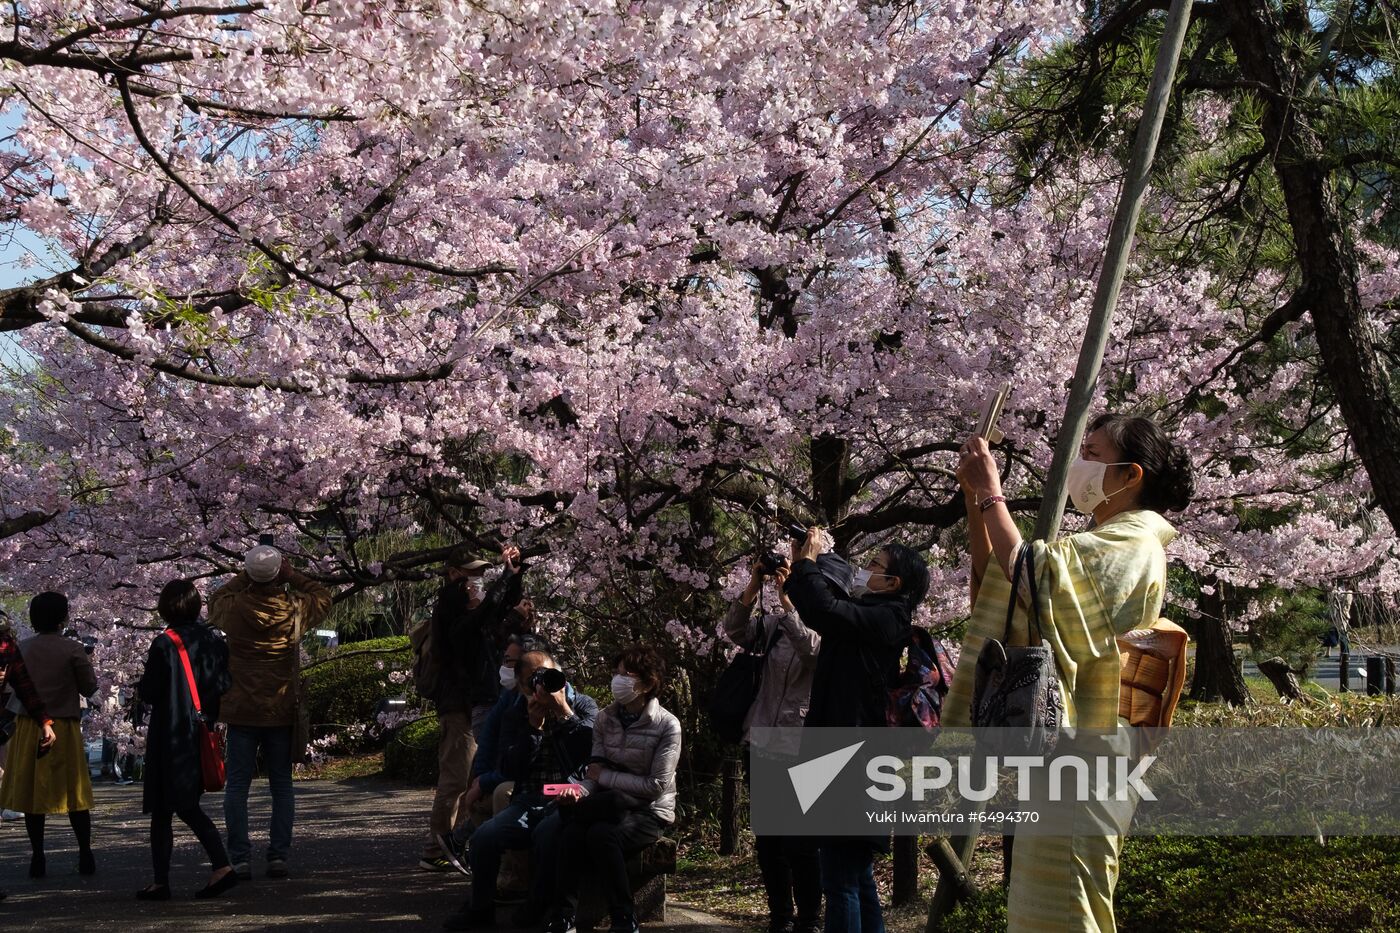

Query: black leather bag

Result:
[971,545,1063,756]
[708,621,782,745]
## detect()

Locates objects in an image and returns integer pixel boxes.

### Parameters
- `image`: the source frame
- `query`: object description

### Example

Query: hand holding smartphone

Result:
[976,383,1011,445]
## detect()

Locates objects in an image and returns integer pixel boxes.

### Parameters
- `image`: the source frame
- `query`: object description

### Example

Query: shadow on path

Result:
[0,778,736,932]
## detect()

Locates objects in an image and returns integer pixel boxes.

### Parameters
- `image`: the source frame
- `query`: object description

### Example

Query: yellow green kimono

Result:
[943,509,1176,933]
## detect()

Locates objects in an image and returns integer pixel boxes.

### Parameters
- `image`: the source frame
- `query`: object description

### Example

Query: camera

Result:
[758,552,789,576]
[529,667,567,694]
[258,533,276,546]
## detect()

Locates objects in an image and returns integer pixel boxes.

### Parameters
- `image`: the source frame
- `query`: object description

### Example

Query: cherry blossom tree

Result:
[0,1,1396,742]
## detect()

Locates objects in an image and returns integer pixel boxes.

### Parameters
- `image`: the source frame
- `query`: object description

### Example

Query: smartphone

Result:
[37,737,51,760]
[258,533,276,546]
[543,783,585,797]
[977,383,1011,444]
[784,522,810,542]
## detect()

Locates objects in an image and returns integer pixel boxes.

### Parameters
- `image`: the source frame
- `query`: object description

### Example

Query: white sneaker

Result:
[0,810,22,822]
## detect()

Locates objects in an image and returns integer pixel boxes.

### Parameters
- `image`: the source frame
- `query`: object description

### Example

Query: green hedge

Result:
[383,713,440,785]
[302,635,413,748]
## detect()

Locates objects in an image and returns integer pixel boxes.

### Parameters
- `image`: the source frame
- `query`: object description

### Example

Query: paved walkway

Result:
[0,776,733,932]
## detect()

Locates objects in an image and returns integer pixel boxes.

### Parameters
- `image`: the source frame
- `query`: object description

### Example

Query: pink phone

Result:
[543,783,585,796]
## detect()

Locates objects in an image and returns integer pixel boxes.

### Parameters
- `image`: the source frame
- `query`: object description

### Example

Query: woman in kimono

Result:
[135,579,236,900]
[946,413,1194,932]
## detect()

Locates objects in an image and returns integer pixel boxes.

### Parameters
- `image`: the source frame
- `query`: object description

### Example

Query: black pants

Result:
[756,834,822,930]
[745,751,822,930]
[556,805,666,922]
[150,804,230,886]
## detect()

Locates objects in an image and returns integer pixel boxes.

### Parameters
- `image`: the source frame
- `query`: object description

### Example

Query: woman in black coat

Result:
[783,533,930,933]
[135,580,236,900]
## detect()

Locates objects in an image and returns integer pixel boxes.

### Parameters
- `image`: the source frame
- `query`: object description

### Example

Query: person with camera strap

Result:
[441,648,598,931]
[722,551,822,933]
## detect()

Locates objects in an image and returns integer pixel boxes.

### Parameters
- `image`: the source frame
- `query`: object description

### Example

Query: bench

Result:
[575,836,677,929]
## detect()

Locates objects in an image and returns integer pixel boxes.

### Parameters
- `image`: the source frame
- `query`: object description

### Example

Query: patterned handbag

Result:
[971,545,1063,755]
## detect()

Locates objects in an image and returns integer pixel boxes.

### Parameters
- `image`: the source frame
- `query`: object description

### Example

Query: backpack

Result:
[708,622,783,745]
[887,625,956,730]
[409,614,441,701]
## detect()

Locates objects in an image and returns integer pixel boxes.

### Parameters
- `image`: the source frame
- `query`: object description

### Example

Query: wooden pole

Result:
[1367,656,1385,696]
[1033,0,1198,542]
[720,757,741,856]
[893,835,920,906]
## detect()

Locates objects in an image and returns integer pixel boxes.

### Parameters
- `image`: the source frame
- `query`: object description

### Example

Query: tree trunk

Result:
[1223,0,1400,535]
[1258,656,1311,704]
[810,432,852,528]
[1189,582,1250,704]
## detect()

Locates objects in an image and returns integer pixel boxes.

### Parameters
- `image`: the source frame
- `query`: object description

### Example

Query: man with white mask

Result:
[418,544,529,872]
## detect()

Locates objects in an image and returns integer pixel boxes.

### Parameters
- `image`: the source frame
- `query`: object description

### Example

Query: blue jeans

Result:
[465,800,558,913]
[223,724,294,865]
[820,842,885,933]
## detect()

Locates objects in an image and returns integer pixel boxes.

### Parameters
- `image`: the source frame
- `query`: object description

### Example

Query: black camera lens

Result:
[529,667,566,693]
[759,552,789,576]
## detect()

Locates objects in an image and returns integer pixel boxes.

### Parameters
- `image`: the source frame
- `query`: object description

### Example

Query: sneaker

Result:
[495,886,528,906]
[544,914,578,933]
[442,907,493,931]
[0,809,22,821]
[232,862,253,881]
[419,856,454,872]
[436,832,470,877]
[266,859,289,879]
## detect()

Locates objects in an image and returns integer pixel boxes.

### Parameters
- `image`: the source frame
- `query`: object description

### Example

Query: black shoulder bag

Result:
[708,617,783,745]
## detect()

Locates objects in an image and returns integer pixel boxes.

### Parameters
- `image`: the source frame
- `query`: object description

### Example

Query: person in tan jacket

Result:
[209,544,332,881]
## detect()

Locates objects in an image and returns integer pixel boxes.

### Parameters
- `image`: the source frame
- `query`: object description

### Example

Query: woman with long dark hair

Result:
[135,579,236,900]
[783,535,930,933]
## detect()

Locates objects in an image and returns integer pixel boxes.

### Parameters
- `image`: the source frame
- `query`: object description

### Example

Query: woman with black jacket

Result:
[135,580,236,900]
[783,532,929,933]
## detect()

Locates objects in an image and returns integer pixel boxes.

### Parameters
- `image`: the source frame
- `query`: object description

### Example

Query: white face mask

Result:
[850,567,895,597]
[499,663,517,690]
[1067,458,1133,514]
[611,674,640,704]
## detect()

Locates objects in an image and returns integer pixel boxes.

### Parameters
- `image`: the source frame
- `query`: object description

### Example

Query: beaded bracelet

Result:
[978,494,1007,513]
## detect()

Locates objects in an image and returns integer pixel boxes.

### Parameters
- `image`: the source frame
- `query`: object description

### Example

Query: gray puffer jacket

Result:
[722,596,820,754]
[582,697,681,824]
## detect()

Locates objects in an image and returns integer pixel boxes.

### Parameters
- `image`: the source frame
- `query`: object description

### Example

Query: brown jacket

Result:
[209,570,333,727]
[15,633,98,720]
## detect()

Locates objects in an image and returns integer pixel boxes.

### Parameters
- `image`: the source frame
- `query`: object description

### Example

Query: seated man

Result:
[442,649,598,932]
[438,632,559,872]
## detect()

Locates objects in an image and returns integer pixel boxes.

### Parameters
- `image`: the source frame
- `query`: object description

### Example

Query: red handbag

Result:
[165,629,227,792]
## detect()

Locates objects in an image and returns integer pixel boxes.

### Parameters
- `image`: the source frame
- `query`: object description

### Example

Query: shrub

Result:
[302,635,414,750]
[383,713,440,785]
[943,836,1400,932]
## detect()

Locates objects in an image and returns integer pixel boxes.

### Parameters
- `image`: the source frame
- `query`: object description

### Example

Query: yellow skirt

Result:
[0,717,94,814]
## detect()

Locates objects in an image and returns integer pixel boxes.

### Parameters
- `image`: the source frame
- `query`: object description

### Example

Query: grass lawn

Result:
[673,834,1400,933]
